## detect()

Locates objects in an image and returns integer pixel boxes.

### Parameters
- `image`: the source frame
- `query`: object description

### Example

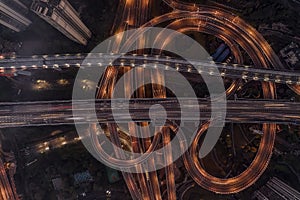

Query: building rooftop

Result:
[73,171,93,185]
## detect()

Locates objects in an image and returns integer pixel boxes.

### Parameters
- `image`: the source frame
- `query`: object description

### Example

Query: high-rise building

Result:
[0,150,18,200]
[31,0,92,45]
[253,177,300,200]
[0,0,32,32]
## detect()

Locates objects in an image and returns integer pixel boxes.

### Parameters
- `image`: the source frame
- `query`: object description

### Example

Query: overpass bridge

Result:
[0,98,299,128]
[1,54,300,85]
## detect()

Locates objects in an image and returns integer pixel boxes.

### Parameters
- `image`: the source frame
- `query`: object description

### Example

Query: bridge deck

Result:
[1,54,300,85]
[0,98,299,128]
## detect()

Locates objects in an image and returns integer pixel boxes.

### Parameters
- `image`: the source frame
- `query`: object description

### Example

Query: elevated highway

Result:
[1,54,300,86]
[0,98,299,128]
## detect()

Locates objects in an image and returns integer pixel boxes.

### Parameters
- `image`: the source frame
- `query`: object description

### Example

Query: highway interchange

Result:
[88,0,300,198]
[1,0,300,199]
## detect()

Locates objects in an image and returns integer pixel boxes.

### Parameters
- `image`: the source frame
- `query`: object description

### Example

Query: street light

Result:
[106,189,112,200]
